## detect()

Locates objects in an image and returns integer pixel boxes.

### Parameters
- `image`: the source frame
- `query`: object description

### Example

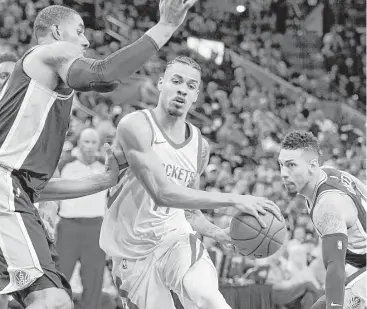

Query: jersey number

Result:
[340,173,367,210]
[340,174,357,195]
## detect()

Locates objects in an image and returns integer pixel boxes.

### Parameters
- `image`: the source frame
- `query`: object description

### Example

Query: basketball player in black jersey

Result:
[0,50,18,309]
[0,1,197,308]
[278,131,366,309]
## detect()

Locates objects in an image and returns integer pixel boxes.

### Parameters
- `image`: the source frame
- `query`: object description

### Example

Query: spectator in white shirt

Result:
[56,128,107,309]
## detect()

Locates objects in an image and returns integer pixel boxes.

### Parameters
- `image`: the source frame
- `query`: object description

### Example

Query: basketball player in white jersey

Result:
[278,131,366,309]
[100,56,282,309]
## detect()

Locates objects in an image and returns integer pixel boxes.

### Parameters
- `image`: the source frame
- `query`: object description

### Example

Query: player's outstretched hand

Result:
[213,227,232,244]
[104,143,119,186]
[234,196,283,228]
[159,0,198,29]
[38,201,58,241]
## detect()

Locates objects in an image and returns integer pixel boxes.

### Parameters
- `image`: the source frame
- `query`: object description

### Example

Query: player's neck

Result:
[38,37,56,45]
[153,107,186,133]
[300,168,323,203]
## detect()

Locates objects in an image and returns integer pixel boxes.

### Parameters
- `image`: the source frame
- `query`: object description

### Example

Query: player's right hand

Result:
[159,0,198,29]
[38,201,58,241]
[234,196,283,228]
[104,143,119,186]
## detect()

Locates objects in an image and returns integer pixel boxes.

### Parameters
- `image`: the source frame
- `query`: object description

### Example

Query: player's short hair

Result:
[0,53,18,64]
[33,5,79,39]
[166,56,201,73]
[281,131,321,157]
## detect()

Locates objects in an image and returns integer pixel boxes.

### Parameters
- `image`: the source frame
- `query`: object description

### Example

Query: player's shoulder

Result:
[322,166,353,180]
[315,189,356,222]
[317,190,344,207]
[322,166,364,195]
[117,110,150,132]
[188,121,209,148]
[116,110,153,145]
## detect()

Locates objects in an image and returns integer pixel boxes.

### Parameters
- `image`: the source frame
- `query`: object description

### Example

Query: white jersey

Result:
[100,109,203,259]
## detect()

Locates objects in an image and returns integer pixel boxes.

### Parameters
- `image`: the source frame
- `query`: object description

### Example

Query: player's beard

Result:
[284,183,298,197]
[167,102,184,117]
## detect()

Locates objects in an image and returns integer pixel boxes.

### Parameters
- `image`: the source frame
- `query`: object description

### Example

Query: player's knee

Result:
[183,273,225,309]
[25,287,73,309]
[191,290,226,309]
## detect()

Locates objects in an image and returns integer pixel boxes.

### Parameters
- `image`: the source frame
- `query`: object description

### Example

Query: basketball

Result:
[230,210,287,259]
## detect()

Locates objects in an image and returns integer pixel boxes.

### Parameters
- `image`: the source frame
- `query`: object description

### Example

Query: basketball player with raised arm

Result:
[0,52,18,309]
[278,131,366,309]
[100,56,282,309]
[0,1,197,308]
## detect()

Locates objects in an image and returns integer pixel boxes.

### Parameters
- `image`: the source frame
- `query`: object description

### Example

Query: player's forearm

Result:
[185,210,223,239]
[322,234,348,309]
[67,23,175,92]
[101,22,176,76]
[145,22,177,48]
[159,183,236,210]
[324,262,346,309]
[39,173,113,202]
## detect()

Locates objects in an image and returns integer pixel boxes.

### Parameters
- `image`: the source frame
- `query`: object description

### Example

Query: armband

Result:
[322,233,347,268]
[66,35,159,93]
[322,233,347,309]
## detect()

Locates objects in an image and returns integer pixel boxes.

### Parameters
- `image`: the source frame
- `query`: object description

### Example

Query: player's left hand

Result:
[214,227,238,255]
[104,143,119,186]
[213,227,231,243]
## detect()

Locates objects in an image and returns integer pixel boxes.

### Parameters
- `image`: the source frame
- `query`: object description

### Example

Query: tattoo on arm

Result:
[199,139,210,175]
[313,198,347,236]
[188,138,210,190]
[185,209,222,239]
[185,138,222,238]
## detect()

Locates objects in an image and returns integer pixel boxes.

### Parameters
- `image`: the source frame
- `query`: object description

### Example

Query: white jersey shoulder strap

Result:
[189,123,203,175]
[140,109,165,143]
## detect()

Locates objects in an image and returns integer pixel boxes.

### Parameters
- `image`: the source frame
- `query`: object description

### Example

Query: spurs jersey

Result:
[307,167,367,268]
[100,109,203,259]
[0,46,74,201]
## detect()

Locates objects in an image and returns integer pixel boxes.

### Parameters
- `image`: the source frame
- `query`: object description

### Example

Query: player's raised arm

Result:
[313,194,349,309]
[117,112,281,226]
[41,0,198,93]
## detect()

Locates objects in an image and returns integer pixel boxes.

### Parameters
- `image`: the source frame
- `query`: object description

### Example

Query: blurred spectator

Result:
[321,24,366,111]
[57,128,107,309]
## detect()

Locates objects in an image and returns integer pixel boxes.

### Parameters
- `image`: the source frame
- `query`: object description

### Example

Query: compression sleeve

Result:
[322,233,348,309]
[66,35,159,92]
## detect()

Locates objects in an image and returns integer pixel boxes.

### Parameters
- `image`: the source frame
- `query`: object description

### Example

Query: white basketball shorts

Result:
[111,233,218,309]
